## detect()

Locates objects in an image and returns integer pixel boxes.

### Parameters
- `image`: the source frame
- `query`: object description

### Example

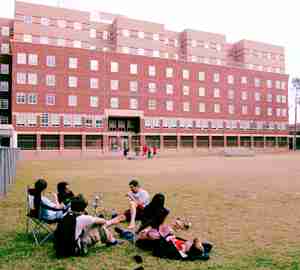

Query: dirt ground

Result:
[1,151,300,269]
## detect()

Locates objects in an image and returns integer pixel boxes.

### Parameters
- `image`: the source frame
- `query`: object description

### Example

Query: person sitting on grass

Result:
[110,179,150,229]
[29,178,66,222]
[55,194,122,258]
[57,181,75,206]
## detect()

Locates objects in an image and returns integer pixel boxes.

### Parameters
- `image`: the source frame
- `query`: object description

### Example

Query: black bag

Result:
[54,212,79,258]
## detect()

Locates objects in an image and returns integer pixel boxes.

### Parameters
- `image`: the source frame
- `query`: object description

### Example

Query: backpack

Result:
[54,212,80,258]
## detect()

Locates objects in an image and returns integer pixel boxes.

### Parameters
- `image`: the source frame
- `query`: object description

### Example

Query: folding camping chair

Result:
[25,187,57,245]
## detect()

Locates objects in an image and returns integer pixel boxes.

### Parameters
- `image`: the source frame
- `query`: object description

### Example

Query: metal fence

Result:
[0,148,19,197]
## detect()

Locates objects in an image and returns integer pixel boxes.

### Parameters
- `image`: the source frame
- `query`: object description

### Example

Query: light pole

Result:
[292,78,300,150]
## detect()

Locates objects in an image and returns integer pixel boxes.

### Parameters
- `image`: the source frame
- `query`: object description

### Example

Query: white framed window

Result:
[213,73,220,82]
[90,78,98,89]
[255,92,261,101]
[276,108,281,117]
[102,31,108,40]
[214,103,221,113]
[90,96,98,107]
[1,26,9,36]
[166,67,173,78]
[148,82,156,93]
[0,99,8,109]
[68,76,78,88]
[90,29,97,38]
[166,84,174,95]
[0,64,9,75]
[148,99,157,110]
[28,73,37,85]
[183,102,190,112]
[281,81,286,90]
[213,88,220,98]
[63,114,72,127]
[46,55,56,67]
[153,50,160,57]
[57,38,66,47]
[153,33,159,41]
[242,105,248,115]
[0,116,9,124]
[182,69,189,80]
[227,75,234,84]
[28,93,37,104]
[73,40,82,48]
[73,22,82,30]
[111,62,119,72]
[17,53,27,64]
[46,94,55,105]
[254,78,261,87]
[129,81,138,92]
[267,93,272,102]
[57,19,66,28]
[122,29,130,37]
[148,66,156,77]
[191,40,197,47]
[228,104,234,114]
[138,31,144,39]
[50,114,60,126]
[46,75,56,86]
[282,108,287,117]
[24,15,32,24]
[1,43,9,54]
[228,89,234,100]
[40,36,49,44]
[23,34,32,43]
[267,107,272,116]
[130,98,138,109]
[137,48,145,55]
[241,91,248,100]
[182,85,190,96]
[241,76,247,84]
[110,97,119,108]
[28,54,38,65]
[16,92,26,104]
[255,106,261,115]
[282,95,287,104]
[17,73,26,84]
[267,80,272,89]
[122,47,129,54]
[198,87,205,97]
[174,39,178,47]
[68,57,78,69]
[41,17,50,26]
[275,80,281,89]
[166,100,174,111]
[90,60,98,71]
[111,80,119,90]
[198,102,205,113]
[191,56,197,62]
[198,72,205,81]
[0,81,9,91]
[130,64,138,75]
[68,95,77,106]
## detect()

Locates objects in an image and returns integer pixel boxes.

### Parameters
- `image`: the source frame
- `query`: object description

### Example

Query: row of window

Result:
[14,92,288,117]
[0,99,8,109]
[15,112,103,128]
[244,63,283,74]
[144,118,288,130]
[15,54,287,89]
[244,49,284,61]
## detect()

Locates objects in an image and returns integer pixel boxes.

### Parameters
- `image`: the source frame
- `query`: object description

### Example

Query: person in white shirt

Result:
[110,179,150,230]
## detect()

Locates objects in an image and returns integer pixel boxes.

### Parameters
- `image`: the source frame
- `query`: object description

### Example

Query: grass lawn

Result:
[1,152,300,269]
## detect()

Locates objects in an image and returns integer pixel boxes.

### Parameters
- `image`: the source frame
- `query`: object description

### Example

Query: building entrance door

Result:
[109,136,119,151]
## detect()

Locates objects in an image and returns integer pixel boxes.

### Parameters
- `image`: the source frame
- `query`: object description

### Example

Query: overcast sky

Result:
[1,0,299,122]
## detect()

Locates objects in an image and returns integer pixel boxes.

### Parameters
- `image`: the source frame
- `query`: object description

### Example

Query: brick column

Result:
[160,135,164,150]
[128,134,132,152]
[224,136,227,148]
[59,134,64,151]
[81,134,86,151]
[237,136,241,147]
[209,135,212,149]
[140,135,146,147]
[36,134,41,150]
[275,136,279,148]
[263,136,266,148]
[193,135,197,149]
[251,136,254,149]
[103,135,108,152]
[177,135,180,151]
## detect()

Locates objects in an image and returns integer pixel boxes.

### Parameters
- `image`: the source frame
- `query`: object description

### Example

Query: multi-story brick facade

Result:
[1,1,291,153]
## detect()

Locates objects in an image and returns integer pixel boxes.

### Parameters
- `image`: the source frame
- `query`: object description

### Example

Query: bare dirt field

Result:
[1,152,300,269]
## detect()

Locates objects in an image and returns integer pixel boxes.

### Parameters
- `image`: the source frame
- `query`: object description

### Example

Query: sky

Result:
[1,0,299,122]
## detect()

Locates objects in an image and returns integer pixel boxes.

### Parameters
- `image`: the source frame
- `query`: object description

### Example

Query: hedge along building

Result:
[2,1,290,156]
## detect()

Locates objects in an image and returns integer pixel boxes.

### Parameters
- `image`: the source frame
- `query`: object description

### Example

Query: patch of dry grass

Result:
[1,152,300,269]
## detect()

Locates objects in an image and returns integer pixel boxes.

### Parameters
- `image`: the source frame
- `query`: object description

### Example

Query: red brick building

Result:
[0,1,290,154]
